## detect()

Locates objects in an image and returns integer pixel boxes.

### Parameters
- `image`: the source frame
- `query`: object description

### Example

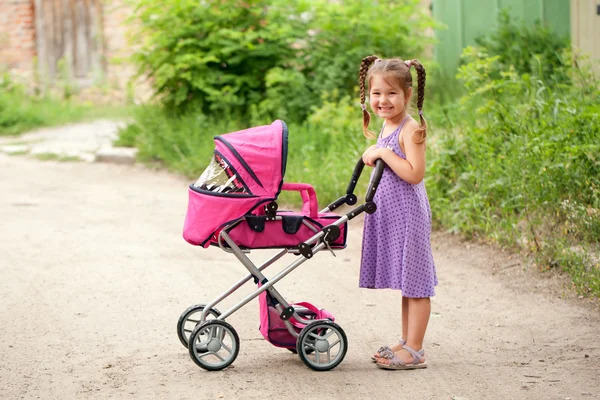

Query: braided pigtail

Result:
[359,55,379,139]
[409,59,427,144]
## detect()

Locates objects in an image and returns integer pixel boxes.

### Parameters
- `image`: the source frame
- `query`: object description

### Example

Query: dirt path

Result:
[1,153,598,400]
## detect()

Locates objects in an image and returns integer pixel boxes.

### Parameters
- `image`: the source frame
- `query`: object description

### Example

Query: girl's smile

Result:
[369,74,411,124]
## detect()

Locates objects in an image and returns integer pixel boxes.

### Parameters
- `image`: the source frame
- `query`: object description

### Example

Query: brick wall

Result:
[0,0,147,101]
[0,0,36,71]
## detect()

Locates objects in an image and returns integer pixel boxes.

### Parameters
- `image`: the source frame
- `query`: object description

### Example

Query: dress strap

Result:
[379,115,412,140]
[378,123,386,139]
[389,115,412,140]
[397,115,411,134]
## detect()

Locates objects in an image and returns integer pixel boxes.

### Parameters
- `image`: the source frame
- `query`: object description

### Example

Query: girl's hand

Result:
[362,145,377,166]
[363,148,385,167]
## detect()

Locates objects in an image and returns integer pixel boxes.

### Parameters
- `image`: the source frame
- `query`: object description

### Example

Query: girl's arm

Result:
[364,120,426,184]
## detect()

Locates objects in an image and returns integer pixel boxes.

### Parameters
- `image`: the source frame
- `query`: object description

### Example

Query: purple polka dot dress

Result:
[359,116,438,298]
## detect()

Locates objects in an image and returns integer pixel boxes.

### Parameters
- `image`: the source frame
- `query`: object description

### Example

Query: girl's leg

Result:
[402,296,409,342]
[404,297,430,353]
[380,297,430,365]
[388,296,409,352]
[381,296,409,353]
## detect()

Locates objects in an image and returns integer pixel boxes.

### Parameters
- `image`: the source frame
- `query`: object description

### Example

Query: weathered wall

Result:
[0,0,36,71]
[0,0,144,101]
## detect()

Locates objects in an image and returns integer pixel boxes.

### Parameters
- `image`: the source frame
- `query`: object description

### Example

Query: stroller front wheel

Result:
[188,320,240,371]
[177,304,221,348]
[296,320,347,371]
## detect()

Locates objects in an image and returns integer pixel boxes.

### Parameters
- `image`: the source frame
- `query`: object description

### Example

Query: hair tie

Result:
[405,60,412,68]
[361,103,367,111]
[418,109,423,116]
[374,59,382,63]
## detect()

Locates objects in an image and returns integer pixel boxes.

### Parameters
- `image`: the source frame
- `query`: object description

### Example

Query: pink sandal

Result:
[371,338,405,362]
[376,345,427,370]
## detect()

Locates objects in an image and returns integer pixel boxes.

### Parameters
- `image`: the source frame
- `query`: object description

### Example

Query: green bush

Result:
[128,0,304,121]
[298,0,435,100]
[0,73,43,134]
[474,10,571,85]
[427,46,600,296]
[127,0,436,124]
[0,76,83,136]
[115,105,245,177]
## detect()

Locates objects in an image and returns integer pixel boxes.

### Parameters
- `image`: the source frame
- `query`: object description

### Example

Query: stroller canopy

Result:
[214,120,288,197]
[183,120,289,247]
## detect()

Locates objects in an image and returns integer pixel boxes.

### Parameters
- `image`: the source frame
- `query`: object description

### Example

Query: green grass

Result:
[5,150,29,156]
[33,152,84,162]
[0,89,134,137]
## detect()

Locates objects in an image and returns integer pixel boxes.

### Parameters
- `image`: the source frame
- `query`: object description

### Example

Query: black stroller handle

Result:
[346,158,385,202]
[364,158,385,202]
[340,158,385,219]
[323,157,385,215]
[345,158,365,196]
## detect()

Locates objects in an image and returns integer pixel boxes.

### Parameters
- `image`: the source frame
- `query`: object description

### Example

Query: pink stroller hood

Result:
[183,120,288,247]
[215,120,287,196]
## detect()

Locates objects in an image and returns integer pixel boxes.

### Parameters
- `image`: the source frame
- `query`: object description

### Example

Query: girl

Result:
[358,55,437,370]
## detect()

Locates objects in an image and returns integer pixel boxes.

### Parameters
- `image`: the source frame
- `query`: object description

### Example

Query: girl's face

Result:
[369,74,412,123]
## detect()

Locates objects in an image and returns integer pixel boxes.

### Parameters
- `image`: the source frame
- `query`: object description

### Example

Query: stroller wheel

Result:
[177,304,221,348]
[188,320,240,371]
[296,321,347,371]
[288,322,327,355]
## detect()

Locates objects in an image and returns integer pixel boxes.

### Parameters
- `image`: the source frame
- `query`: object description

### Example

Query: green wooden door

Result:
[432,0,571,73]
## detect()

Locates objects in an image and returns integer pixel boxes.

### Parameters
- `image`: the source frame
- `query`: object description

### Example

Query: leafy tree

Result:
[127,0,436,123]
[301,0,436,97]
[128,0,305,120]
[257,0,437,122]
[474,10,571,85]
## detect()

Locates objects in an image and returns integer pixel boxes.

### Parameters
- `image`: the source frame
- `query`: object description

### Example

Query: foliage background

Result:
[125,0,435,123]
[121,3,600,297]
[427,16,600,296]
[2,1,598,297]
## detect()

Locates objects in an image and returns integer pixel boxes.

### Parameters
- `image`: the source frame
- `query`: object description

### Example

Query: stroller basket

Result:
[259,288,334,349]
[178,120,386,372]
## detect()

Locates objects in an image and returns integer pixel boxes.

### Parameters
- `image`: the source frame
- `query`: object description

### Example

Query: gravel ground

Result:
[0,124,598,400]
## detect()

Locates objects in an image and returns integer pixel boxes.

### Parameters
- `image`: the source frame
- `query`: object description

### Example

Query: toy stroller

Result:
[177,120,384,371]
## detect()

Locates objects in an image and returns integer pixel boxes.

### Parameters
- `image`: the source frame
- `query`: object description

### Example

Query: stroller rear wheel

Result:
[296,321,347,371]
[188,320,240,371]
[177,304,221,348]
[288,321,328,355]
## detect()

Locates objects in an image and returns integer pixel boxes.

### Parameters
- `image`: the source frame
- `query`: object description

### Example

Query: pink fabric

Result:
[182,188,262,247]
[281,183,317,218]
[224,211,346,249]
[215,141,265,196]
[258,288,271,343]
[183,120,287,247]
[258,288,334,349]
[291,302,334,321]
[216,120,284,196]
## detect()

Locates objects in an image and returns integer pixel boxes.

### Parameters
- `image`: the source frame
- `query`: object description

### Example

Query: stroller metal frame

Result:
[179,158,385,371]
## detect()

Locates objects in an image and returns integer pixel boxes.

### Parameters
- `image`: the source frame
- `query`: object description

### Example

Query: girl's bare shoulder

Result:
[399,117,421,140]
[404,117,421,133]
